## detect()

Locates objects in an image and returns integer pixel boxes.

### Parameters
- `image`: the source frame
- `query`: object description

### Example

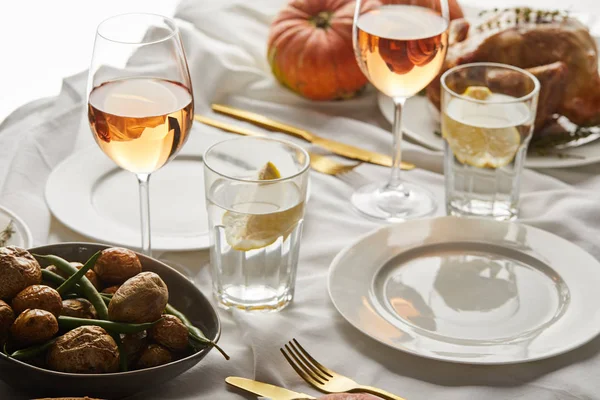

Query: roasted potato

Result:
[47,262,102,290]
[121,331,149,367]
[148,315,188,351]
[12,285,62,316]
[101,285,120,295]
[0,247,42,300]
[10,308,58,346]
[108,272,168,323]
[0,300,15,343]
[94,247,141,285]
[136,344,172,369]
[61,298,97,319]
[47,325,119,373]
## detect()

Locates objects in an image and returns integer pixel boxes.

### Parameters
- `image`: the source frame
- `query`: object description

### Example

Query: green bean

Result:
[101,293,111,306]
[42,269,84,295]
[101,292,230,360]
[58,315,159,334]
[36,254,108,320]
[109,332,127,372]
[41,268,68,286]
[9,338,57,360]
[56,251,102,295]
[165,303,229,360]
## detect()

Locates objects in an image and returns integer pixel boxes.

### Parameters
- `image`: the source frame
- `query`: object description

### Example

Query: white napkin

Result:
[1,0,600,399]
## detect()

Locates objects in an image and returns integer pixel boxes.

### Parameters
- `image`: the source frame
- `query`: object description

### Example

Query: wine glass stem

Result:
[387,96,407,191]
[136,173,152,257]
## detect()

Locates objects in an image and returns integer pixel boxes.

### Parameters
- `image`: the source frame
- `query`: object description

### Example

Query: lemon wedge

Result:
[463,86,492,100]
[258,161,281,180]
[443,87,522,169]
[222,162,303,251]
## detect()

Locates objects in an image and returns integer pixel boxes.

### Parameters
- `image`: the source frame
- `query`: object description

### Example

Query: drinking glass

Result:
[87,14,194,256]
[441,63,540,220]
[352,0,449,221]
[203,137,309,311]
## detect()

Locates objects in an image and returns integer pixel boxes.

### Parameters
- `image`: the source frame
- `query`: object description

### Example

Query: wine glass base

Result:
[351,181,437,222]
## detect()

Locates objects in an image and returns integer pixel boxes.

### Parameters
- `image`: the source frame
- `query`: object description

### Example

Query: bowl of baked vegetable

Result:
[0,243,227,399]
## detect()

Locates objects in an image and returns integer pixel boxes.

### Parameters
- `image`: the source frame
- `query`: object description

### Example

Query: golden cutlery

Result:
[195,114,414,170]
[194,114,264,137]
[226,376,316,400]
[209,104,415,170]
[281,338,406,400]
[308,152,362,176]
[194,116,363,177]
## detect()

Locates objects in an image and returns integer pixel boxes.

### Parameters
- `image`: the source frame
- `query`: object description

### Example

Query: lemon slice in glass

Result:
[222,162,304,251]
[443,86,522,169]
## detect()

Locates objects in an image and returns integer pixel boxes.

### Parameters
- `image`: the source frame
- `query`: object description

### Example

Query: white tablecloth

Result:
[2,0,600,399]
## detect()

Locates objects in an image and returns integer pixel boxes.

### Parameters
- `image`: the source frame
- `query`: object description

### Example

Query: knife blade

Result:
[210,104,414,170]
[226,376,316,400]
[194,115,264,137]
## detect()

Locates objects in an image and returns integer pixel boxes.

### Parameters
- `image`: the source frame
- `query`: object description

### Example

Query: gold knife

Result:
[207,104,415,171]
[226,376,316,399]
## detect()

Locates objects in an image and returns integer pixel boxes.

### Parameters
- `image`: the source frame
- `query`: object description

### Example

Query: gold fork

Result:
[309,152,362,176]
[281,339,406,400]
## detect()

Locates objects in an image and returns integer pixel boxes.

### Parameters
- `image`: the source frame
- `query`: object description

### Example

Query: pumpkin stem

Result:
[310,11,332,29]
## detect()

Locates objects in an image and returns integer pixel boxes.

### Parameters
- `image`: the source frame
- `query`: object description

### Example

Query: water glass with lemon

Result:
[203,137,309,311]
[441,63,540,220]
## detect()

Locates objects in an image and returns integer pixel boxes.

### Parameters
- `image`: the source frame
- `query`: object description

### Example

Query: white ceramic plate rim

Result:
[46,135,311,252]
[0,205,33,248]
[328,216,600,365]
[45,140,211,252]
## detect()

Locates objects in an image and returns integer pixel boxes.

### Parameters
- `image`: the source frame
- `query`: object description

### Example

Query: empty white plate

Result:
[329,216,600,364]
[46,133,220,251]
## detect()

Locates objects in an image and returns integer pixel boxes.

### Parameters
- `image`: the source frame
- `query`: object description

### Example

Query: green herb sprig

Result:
[0,221,15,247]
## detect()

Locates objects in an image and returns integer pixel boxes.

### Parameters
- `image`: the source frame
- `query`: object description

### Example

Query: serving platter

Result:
[378,5,600,169]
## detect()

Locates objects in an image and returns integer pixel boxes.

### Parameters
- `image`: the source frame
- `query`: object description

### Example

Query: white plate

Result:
[46,132,312,252]
[46,134,215,251]
[378,94,600,168]
[0,205,33,248]
[328,216,600,364]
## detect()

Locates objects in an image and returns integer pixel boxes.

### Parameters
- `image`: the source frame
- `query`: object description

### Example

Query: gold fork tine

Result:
[281,339,407,400]
[291,338,335,378]
[287,341,330,382]
[280,346,325,387]
[309,152,362,176]
[284,343,328,383]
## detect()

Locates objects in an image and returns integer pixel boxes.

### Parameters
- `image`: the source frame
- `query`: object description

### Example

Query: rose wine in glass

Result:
[87,14,194,255]
[353,1,449,221]
[88,78,193,174]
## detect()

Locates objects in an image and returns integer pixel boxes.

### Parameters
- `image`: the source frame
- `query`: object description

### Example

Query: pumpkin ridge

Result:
[283,4,312,19]
[269,22,309,49]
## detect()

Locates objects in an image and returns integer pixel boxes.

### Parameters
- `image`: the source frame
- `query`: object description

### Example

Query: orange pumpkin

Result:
[267,0,380,101]
[267,0,463,101]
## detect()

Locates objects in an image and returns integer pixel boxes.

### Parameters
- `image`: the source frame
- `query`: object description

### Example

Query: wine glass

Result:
[352,0,449,221]
[87,14,194,255]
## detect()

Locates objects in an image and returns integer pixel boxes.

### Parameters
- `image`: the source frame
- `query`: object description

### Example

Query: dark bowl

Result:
[0,242,221,399]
